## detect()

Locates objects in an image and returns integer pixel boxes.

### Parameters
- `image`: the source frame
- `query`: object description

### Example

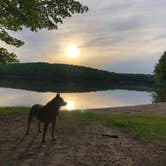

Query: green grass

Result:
[103,114,166,144]
[0,107,29,115]
[61,111,166,145]
[0,107,166,145]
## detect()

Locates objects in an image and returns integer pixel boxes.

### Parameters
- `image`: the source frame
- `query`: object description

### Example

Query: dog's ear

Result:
[56,93,60,97]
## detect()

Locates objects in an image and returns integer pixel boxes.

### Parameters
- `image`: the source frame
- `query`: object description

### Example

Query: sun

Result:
[66,44,80,58]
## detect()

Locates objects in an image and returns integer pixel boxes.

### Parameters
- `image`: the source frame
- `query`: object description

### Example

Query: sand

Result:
[90,102,166,115]
[0,103,166,166]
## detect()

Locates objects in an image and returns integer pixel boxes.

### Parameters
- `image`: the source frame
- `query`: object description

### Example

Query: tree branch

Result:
[0,29,24,47]
[0,47,19,64]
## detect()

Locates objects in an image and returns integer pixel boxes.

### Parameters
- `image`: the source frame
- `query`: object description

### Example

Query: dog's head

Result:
[55,93,67,107]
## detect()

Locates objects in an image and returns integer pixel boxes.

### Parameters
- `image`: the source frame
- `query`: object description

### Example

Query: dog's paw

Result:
[41,140,46,144]
[52,138,56,141]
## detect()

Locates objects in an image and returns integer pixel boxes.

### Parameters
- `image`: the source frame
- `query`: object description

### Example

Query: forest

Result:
[0,63,155,92]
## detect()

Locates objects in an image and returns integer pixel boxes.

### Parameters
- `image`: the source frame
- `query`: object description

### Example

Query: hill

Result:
[0,63,154,92]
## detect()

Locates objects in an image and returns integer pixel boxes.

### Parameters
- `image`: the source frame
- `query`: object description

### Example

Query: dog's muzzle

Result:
[63,101,67,106]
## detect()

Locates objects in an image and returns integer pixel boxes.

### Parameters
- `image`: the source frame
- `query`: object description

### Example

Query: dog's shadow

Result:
[12,131,56,163]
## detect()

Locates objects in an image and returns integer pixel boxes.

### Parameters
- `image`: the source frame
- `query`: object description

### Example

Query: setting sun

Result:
[66,44,80,58]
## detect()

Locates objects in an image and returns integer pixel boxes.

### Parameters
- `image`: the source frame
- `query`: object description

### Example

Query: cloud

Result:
[4,0,166,73]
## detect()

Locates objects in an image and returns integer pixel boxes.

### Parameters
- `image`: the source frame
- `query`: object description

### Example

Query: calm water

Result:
[0,87,152,110]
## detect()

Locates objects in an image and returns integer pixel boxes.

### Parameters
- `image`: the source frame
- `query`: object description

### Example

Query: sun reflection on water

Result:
[0,88,152,109]
[65,101,75,111]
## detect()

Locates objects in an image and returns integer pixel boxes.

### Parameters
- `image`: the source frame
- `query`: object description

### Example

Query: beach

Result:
[0,103,165,166]
[90,102,166,115]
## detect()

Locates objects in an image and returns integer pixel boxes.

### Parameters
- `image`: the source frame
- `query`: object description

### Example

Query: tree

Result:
[154,51,166,84]
[0,48,19,64]
[0,0,88,64]
[152,88,166,103]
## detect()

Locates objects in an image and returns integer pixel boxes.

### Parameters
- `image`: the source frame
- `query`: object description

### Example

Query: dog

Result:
[26,93,67,143]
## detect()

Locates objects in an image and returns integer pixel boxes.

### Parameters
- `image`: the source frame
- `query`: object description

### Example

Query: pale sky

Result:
[2,0,166,74]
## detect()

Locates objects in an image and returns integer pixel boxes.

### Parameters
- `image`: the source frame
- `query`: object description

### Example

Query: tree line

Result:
[0,62,155,88]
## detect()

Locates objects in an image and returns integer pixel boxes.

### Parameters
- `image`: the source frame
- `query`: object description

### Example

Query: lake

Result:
[0,87,153,110]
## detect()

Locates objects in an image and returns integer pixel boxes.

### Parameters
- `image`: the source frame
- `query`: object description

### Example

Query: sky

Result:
[2,0,166,74]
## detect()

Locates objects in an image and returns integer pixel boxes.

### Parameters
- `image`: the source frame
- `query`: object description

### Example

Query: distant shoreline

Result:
[0,62,155,88]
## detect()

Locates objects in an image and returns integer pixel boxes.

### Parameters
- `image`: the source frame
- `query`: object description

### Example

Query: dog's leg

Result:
[42,123,48,143]
[26,110,33,135]
[52,119,56,141]
[38,121,41,133]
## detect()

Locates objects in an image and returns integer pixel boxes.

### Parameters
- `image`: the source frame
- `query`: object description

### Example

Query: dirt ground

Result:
[90,102,166,115]
[0,109,166,166]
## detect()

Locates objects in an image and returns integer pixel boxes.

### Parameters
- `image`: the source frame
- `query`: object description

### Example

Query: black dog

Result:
[26,93,67,143]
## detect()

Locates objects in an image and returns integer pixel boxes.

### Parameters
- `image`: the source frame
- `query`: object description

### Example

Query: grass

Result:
[0,107,166,145]
[61,111,166,145]
[0,107,29,115]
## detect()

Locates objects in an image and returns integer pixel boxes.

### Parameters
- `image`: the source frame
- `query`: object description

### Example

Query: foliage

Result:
[154,51,166,84]
[0,63,155,91]
[0,0,88,63]
[152,88,166,103]
[0,48,19,64]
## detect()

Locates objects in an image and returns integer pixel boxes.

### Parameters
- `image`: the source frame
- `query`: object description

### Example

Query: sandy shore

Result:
[89,102,166,115]
[0,103,166,165]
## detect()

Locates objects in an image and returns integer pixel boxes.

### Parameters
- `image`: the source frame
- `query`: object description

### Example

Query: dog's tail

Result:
[26,107,35,135]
